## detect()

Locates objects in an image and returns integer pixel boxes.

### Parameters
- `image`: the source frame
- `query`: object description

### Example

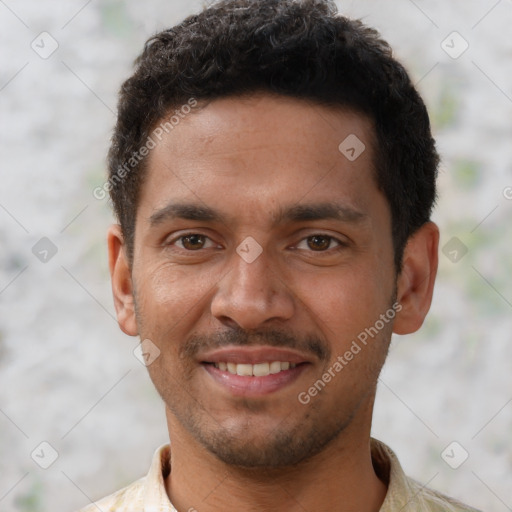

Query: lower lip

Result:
[203,363,310,397]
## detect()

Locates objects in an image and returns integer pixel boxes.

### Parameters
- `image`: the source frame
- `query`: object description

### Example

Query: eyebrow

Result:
[149,201,367,228]
[149,203,224,226]
[276,203,367,224]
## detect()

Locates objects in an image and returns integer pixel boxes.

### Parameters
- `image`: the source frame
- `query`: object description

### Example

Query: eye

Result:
[173,234,217,251]
[296,235,342,252]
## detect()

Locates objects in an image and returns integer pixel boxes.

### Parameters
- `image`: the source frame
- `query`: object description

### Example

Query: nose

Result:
[211,247,295,330]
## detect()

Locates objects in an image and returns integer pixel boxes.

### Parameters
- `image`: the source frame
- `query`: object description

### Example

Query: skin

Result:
[108,94,439,512]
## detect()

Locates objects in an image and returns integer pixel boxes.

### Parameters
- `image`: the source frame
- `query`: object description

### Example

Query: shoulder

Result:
[405,476,483,512]
[75,443,172,512]
[371,439,481,512]
[75,476,146,512]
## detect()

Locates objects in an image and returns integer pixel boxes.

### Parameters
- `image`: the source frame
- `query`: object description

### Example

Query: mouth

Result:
[200,347,313,396]
[210,361,298,376]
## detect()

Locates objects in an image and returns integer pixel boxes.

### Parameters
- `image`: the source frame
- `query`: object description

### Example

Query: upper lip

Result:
[199,346,314,365]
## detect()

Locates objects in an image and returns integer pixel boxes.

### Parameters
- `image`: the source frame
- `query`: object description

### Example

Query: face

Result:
[109,94,437,468]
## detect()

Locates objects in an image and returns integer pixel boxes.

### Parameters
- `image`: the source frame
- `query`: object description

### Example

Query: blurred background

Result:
[0,0,511,510]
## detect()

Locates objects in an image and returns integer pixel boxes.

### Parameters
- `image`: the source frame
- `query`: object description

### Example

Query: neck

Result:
[164,403,387,512]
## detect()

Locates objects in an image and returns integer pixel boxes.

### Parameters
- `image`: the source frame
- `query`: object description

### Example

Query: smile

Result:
[199,346,314,396]
[213,361,297,376]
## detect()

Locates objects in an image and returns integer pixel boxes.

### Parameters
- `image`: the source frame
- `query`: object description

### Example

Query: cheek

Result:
[296,264,390,342]
[136,266,212,387]
[134,262,220,336]
[149,267,187,308]
[139,263,195,307]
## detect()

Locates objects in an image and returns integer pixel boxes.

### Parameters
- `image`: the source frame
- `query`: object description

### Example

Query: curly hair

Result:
[107,0,439,271]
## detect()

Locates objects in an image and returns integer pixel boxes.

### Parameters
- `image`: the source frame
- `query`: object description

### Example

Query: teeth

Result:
[213,361,297,376]
[253,362,270,377]
[269,361,281,374]
[236,364,253,376]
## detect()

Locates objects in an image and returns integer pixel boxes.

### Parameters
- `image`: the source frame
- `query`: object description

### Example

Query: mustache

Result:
[182,327,331,362]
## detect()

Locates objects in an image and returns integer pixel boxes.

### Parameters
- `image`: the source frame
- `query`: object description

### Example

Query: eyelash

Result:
[295,235,344,252]
[171,234,219,250]
[167,233,347,252]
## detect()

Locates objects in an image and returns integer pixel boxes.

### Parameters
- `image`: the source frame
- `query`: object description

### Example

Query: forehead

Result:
[139,94,381,222]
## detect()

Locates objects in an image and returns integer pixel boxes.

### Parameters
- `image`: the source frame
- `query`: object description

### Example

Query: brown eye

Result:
[180,234,207,250]
[306,235,333,251]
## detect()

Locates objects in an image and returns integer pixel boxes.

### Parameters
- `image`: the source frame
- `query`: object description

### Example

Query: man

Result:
[80,0,480,510]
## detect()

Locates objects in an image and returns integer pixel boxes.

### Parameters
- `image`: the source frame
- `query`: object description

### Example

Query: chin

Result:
[191,413,350,469]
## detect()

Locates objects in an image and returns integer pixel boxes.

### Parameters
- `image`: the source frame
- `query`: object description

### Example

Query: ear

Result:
[393,221,439,335]
[107,224,138,336]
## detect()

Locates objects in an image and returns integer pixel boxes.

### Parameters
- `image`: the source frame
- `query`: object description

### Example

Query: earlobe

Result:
[393,222,439,335]
[107,224,138,336]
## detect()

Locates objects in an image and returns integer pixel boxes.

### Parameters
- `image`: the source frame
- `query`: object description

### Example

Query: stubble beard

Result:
[134,291,394,469]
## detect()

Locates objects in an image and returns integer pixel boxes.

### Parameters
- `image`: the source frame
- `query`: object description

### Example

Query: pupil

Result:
[184,235,204,249]
[308,236,330,251]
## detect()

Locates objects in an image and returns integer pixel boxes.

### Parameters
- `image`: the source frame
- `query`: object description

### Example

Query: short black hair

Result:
[107,0,439,271]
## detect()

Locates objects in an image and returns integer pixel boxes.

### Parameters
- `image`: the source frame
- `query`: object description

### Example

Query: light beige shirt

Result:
[77,439,480,512]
